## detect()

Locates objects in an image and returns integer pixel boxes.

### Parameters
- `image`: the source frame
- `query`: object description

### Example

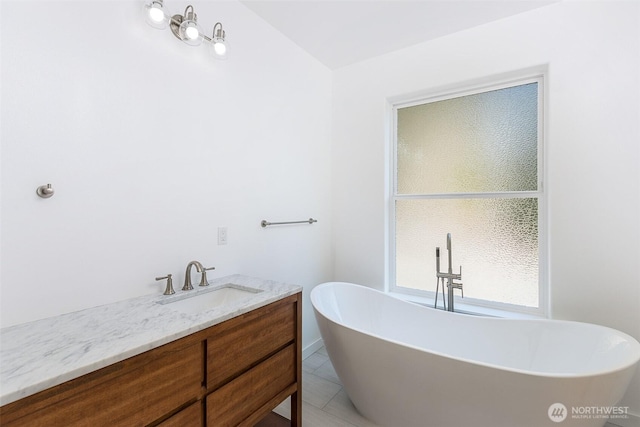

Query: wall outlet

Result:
[218,227,228,245]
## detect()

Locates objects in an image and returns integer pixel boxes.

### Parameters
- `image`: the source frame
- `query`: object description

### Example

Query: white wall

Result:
[332,0,640,417]
[0,0,333,350]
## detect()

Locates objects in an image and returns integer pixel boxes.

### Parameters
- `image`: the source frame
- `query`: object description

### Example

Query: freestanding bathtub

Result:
[311,282,640,427]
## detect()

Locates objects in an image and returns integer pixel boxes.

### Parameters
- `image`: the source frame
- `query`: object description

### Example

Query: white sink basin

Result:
[159,284,263,314]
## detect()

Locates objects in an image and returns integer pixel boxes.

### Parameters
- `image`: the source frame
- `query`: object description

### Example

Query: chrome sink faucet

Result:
[183,261,203,291]
[435,233,463,312]
[183,261,215,291]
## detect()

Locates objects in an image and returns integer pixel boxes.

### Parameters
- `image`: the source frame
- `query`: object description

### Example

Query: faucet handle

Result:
[199,267,216,287]
[452,281,464,298]
[155,274,175,295]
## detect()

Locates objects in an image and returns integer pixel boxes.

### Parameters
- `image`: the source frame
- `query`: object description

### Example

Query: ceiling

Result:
[240,0,559,69]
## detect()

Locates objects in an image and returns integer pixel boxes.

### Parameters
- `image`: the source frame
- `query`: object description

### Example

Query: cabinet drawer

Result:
[2,341,203,427]
[206,344,296,427]
[207,298,295,389]
[158,402,202,427]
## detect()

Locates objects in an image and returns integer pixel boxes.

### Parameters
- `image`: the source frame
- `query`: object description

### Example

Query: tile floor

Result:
[274,346,378,427]
[275,346,624,427]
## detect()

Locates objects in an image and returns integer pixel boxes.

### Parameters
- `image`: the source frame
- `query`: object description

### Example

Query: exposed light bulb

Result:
[149,5,165,22]
[145,0,169,29]
[185,24,199,40]
[213,42,226,56]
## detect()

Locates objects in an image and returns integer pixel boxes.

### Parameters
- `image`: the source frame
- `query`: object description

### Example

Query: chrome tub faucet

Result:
[435,233,463,312]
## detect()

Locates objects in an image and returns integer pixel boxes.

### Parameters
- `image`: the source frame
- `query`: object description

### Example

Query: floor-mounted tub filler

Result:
[311,282,640,427]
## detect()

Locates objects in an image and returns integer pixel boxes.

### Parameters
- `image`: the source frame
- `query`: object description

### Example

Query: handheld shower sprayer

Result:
[446,233,453,274]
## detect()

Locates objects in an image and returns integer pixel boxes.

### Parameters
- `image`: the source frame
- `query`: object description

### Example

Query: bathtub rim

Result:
[311,281,640,379]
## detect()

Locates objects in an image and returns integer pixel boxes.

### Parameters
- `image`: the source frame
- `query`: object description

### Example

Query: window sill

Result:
[388,292,546,320]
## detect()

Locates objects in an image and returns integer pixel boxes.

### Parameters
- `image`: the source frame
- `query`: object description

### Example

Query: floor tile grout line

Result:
[320,385,343,411]
[303,346,379,427]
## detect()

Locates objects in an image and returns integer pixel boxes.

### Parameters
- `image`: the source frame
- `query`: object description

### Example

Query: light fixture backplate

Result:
[170,14,184,40]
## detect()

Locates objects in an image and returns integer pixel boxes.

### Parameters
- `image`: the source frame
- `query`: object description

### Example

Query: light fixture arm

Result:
[213,22,225,40]
[198,23,224,43]
[184,5,196,21]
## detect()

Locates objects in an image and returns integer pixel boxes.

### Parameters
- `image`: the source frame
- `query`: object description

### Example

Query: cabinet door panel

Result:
[207,299,295,389]
[206,344,295,427]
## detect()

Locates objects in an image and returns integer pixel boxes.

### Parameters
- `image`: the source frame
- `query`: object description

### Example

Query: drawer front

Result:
[206,344,296,427]
[3,341,203,427]
[158,402,202,427]
[207,299,295,389]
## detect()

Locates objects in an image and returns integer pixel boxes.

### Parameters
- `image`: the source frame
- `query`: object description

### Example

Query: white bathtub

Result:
[311,282,640,427]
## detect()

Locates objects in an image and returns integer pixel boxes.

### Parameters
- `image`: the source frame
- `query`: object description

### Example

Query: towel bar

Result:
[261,218,317,228]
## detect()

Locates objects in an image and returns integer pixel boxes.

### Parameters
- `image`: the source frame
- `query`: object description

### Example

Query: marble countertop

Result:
[0,274,301,406]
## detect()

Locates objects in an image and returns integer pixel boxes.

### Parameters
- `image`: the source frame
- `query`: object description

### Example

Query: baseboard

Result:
[606,411,640,427]
[302,338,324,360]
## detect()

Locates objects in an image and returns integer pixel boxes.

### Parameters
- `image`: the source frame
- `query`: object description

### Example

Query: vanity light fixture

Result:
[144,1,228,59]
[210,22,228,59]
[176,5,202,46]
[145,0,170,29]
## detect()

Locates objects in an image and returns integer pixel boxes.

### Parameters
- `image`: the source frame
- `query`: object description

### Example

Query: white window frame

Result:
[387,72,548,318]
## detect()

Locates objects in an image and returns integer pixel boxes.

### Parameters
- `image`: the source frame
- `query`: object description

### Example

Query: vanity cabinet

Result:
[0,293,302,427]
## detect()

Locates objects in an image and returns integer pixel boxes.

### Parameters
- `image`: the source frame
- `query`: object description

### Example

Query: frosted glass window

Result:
[391,78,544,313]
[395,198,538,307]
[397,83,538,194]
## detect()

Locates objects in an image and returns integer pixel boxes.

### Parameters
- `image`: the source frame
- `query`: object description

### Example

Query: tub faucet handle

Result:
[155,274,175,295]
[451,281,463,297]
[452,268,463,297]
